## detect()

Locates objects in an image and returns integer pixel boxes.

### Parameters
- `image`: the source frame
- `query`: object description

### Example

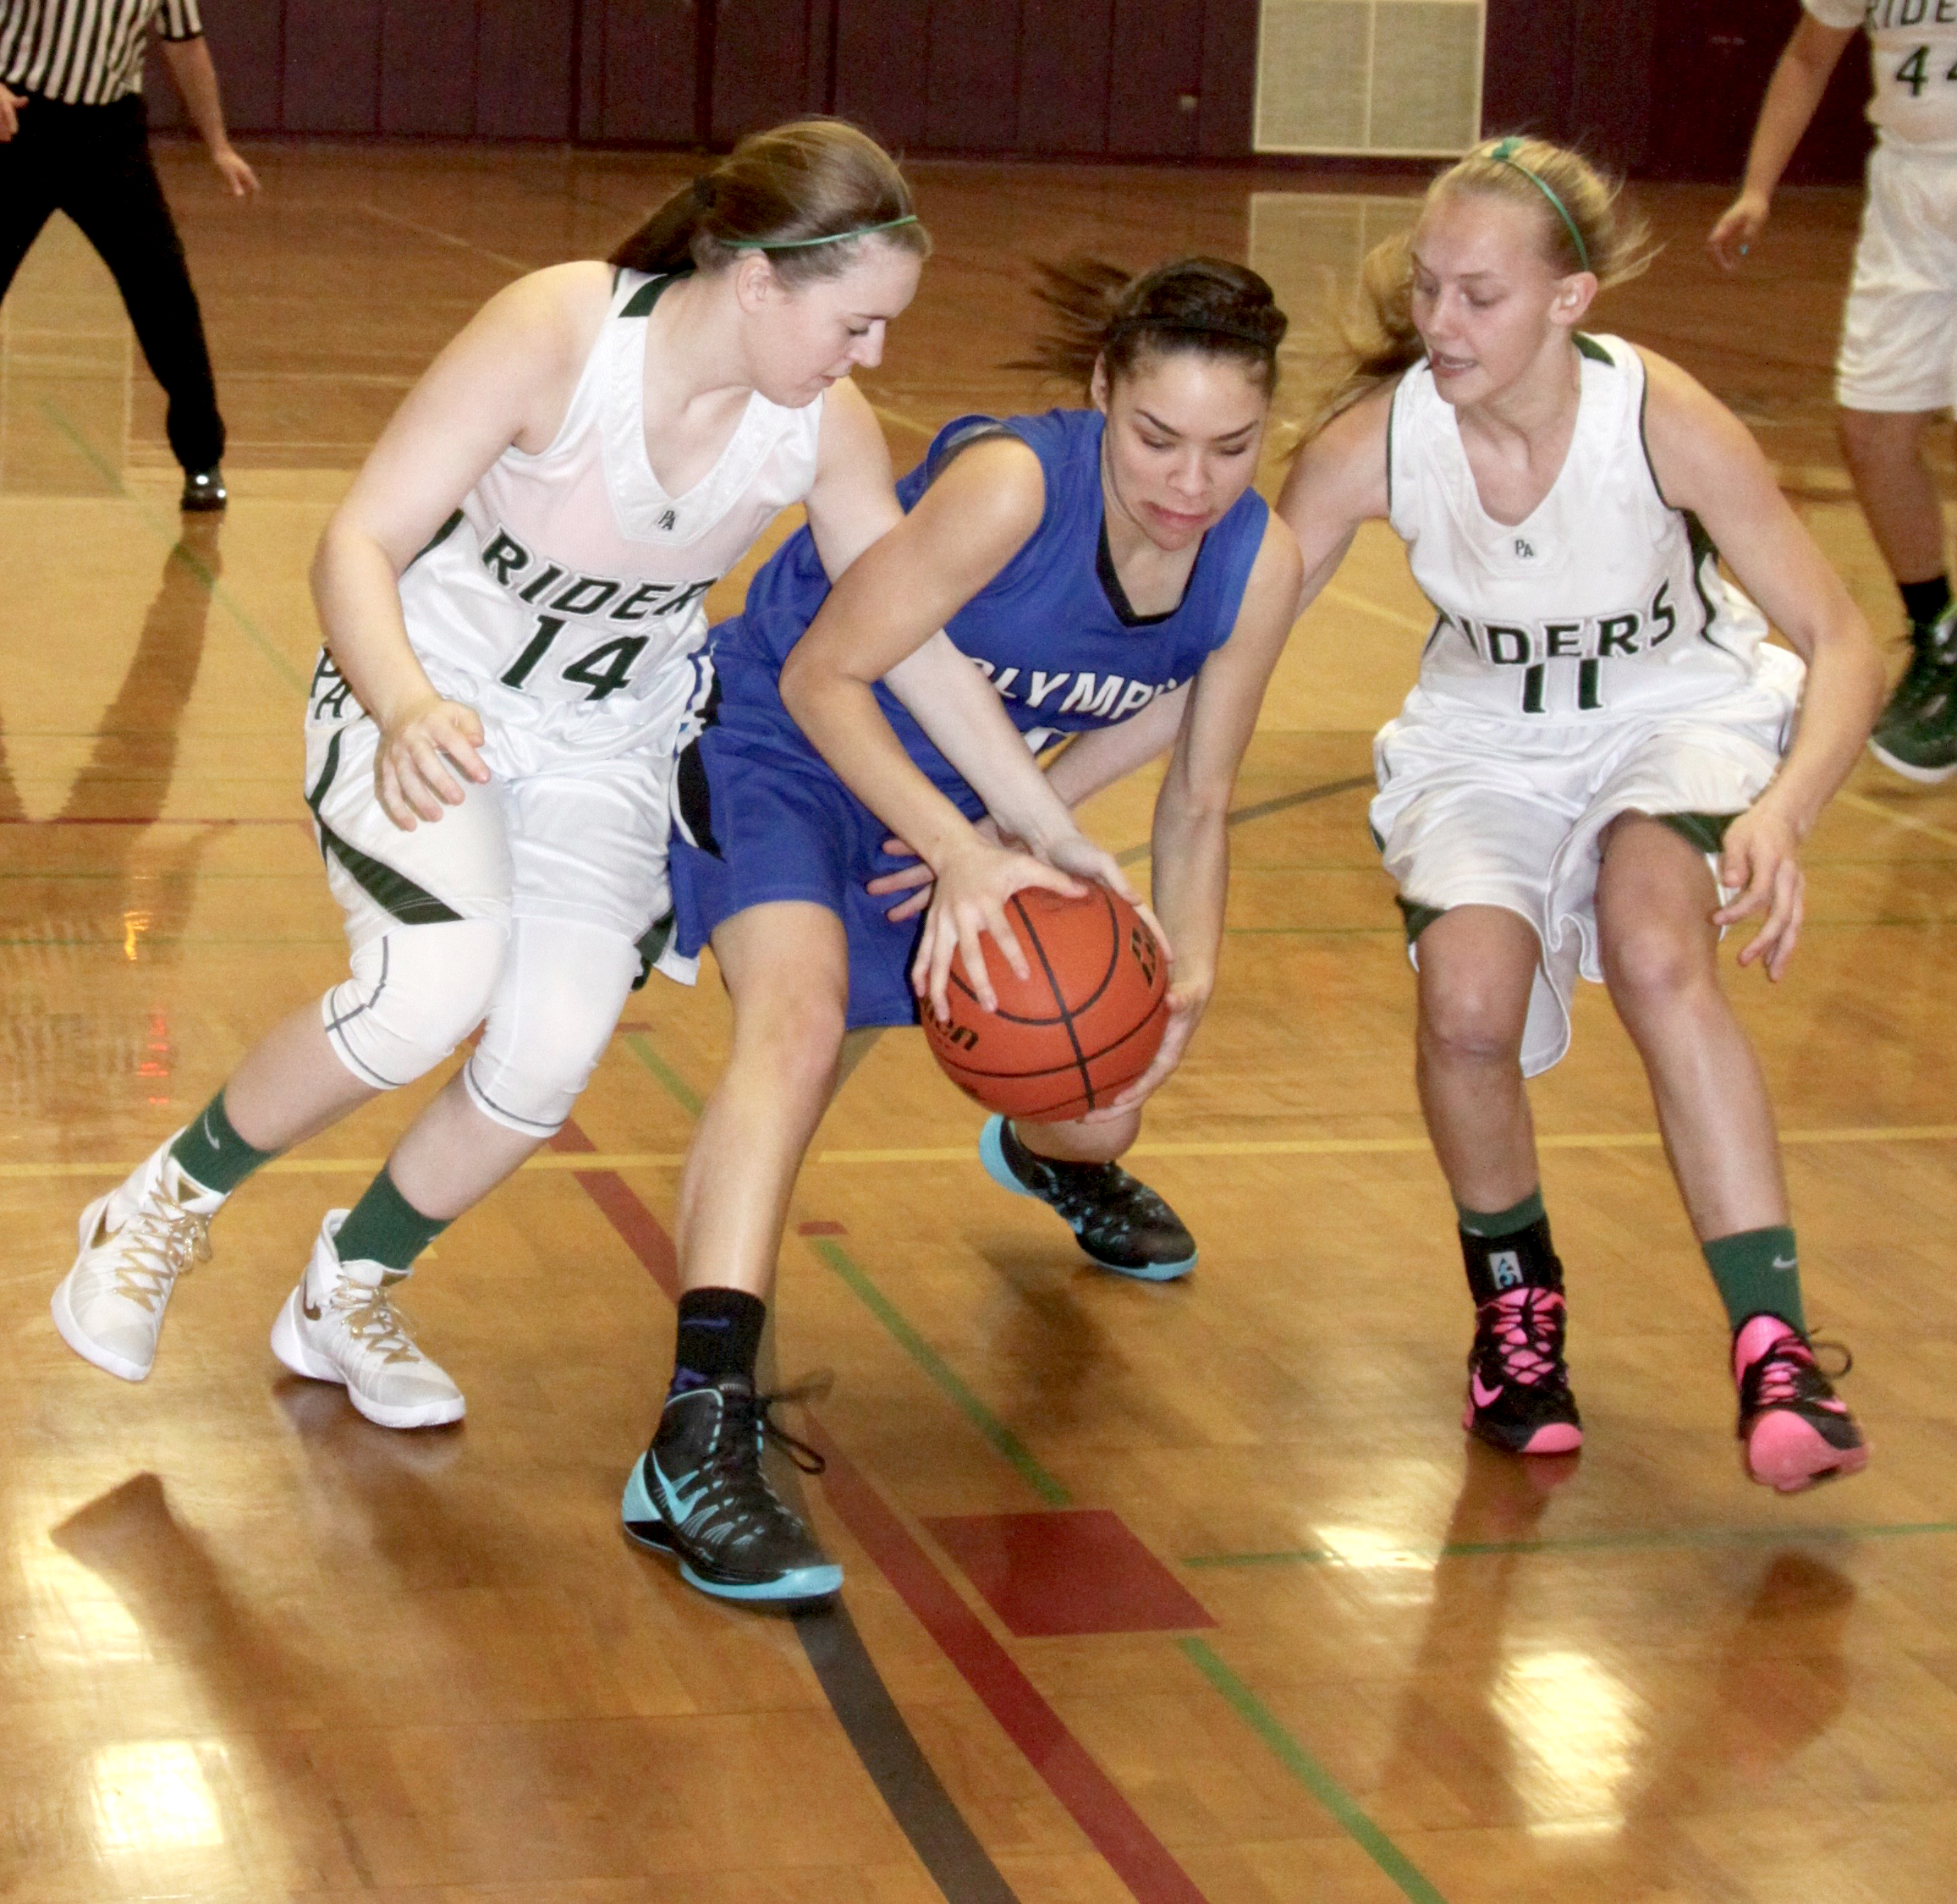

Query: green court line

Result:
[1183,1520,1957,1568]
[1180,1638,1449,1904]
[613,1027,1072,1505]
[37,401,309,697]
[620,1031,703,1118]
[807,1236,1072,1507]
[1115,773,1374,867]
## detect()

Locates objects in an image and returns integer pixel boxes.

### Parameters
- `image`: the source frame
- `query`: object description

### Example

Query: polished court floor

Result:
[3,141,1956,1903]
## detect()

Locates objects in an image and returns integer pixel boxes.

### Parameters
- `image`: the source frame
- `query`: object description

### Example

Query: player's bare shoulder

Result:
[1278,378,1394,541]
[1630,344,1771,510]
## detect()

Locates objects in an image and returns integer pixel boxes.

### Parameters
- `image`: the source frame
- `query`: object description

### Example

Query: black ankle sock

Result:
[1900,575,1952,630]
[1458,1213,1563,1307]
[670,1288,767,1395]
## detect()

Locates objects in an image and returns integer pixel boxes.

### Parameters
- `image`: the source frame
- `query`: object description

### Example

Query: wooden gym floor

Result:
[3,140,1955,1904]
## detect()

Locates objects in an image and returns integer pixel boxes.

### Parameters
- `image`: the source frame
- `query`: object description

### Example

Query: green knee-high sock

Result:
[1702,1225,1805,1334]
[169,1089,278,1196]
[334,1169,451,1273]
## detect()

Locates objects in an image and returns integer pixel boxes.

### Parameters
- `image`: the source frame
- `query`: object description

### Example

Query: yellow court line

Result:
[8,1123,1955,1184]
[867,402,937,437]
[1838,790,1957,851]
[1319,586,1432,636]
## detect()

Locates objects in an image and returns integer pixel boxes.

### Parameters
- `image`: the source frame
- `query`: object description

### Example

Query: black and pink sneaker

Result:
[1732,1315,1868,1494]
[1464,1283,1584,1456]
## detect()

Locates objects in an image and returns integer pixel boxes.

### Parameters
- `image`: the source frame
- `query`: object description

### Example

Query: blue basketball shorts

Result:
[669,711,957,1032]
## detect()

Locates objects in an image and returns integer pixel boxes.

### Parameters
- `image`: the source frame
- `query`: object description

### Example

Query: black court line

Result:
[794,1601,1023,1904]
[1115,773,1375,867]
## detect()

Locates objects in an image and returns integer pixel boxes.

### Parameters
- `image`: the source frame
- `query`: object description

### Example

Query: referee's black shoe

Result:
[180,468,228,513]
[980,1114,1196,1280]
[621,1376,842,1605]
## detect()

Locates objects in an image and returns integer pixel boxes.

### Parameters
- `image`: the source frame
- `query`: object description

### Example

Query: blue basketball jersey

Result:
[716,407,1269,805]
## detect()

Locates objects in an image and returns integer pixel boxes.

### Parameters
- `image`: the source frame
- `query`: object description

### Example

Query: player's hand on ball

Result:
[1707,191,1769,272]
[1082,974,1207,1122]
[913,833,1086,1023]
[376,695,490,830]
[1716,801,1805,980]
[870,818,1009,922]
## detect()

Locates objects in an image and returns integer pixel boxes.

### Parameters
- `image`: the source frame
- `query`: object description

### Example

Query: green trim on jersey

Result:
[1396,895,1446,944]
[1573,332,1613,365]
[1657,811,1740,857]
[1682,509,1740,657]
[1635,368,1672,509]
[631,909,676,991]
[406,508,464,572]
[305,729,465,927]
[620,272,682,320]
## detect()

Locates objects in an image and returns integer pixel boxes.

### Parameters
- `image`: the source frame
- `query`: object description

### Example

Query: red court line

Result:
[551,1118,1210,1904]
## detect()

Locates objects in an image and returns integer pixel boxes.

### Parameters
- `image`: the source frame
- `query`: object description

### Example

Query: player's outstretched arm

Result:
[1707,15,1857,270]
[1637,349,1885,977]
[1273,386,1392,617]
[1088,513,1304,1119]
[312,263,610,828]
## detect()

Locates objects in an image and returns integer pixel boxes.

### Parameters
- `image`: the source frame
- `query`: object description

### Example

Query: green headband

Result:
[726,214,920,252]
[1486,138,1591,273]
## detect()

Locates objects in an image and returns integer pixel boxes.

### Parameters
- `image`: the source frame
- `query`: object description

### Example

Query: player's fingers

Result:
[410,736,469,806]
[981,901,1031,983]
[882,887,932,924]
[880,837,921,862]
[866,861,934,897]
[433,713,492,784]
[952,914,997,1015]
[1134,900,1173,963]
[1016,858,1087,901]
[376,757,418,832]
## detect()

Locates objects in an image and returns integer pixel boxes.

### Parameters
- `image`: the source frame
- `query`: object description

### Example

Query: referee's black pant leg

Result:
[0,114,62,301]
[62,101,226,474]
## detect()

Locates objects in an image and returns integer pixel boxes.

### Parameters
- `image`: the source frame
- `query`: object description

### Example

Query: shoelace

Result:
[329,1281,424,1365]
[1743,1333,1850,1411]
[108,1198,212,1310]
[1478,1287,1567,1389]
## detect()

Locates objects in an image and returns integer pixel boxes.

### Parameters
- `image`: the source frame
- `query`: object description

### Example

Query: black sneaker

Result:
[979,1114,1196,1280]
[1463,1245,1582,1456]
[1869,606,1957,783]
[179,467,227,512]
[621,1376,841,1604]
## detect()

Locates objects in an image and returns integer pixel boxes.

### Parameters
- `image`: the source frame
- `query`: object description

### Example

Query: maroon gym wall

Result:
[145,0,1871,182]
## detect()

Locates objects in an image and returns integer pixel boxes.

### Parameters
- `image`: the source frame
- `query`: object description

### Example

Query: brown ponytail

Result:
[1300,135,1656,437]
[1012,256,1288,399]
[608,118,929,287]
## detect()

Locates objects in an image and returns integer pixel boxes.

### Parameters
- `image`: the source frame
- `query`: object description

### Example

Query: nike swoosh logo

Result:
[301,1290,322,1321]
[202,1110,223,1149]
[1770,1257,1797,1272]
[1470,1373,1503,1409]
[656,1470,706,1524]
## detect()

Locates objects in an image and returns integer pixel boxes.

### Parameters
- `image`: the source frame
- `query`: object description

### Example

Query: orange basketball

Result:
[921,885,1169,1120]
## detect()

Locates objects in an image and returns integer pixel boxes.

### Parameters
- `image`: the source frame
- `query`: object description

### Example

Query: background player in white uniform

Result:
[48,120,954,1430]
[1279,137,1885,1494]
[1710,1,1957,779]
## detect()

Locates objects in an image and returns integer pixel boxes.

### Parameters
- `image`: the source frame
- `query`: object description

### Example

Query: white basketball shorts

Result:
[303,659,697,984]
[1836,145,1957,415]
[1370,657,1800,1076]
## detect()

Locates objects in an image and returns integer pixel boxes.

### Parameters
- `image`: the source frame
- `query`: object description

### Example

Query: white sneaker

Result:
[269,1213,465,1429]
[52,1134,224,1381]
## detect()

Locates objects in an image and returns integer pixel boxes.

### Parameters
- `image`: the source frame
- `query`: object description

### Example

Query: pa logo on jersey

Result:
[1513,537,1536,559]
[658,509,678,531]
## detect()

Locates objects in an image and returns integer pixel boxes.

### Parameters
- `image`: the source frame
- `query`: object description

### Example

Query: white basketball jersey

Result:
[1805,0,1957,154]
[1387,333,1785,724]
[362,269,822,751]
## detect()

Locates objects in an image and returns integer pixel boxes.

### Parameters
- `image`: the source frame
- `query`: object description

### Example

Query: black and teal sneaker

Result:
[979,1115,1196,1280]
[1869,607,1957,784]
[622,1376,842,1604]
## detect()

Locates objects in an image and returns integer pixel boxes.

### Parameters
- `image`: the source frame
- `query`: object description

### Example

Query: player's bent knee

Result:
[1601,919,1708,1012]
[322,919,508,1091]
[465,927,640,1137]
[1418,987,1525,1068]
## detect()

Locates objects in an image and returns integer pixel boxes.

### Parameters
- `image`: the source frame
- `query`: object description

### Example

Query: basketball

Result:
[921,885,1169,1120]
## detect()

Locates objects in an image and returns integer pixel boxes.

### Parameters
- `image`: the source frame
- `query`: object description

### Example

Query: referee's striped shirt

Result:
[1,0,204,107]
